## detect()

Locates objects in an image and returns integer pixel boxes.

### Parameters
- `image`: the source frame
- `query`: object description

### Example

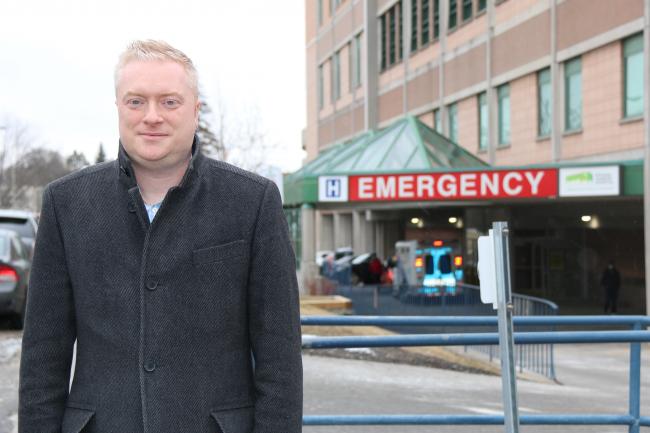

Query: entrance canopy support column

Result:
[300,204,316,295]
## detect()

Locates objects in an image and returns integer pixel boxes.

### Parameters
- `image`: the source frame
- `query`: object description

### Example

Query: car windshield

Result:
[0,217,34,239]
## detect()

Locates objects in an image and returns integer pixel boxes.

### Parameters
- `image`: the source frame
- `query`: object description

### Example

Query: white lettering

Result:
[460,173,477,196]
[358,177,373,199]
[377,176,396,198]
[480,172,499,196]
[438,174,457,197]
[503,172,523,196]
[398,176,415,198]
[524,171,544,195]
[417,175,435,198]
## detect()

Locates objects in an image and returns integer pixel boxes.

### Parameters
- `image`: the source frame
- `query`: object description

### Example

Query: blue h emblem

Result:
[325,179,341,198]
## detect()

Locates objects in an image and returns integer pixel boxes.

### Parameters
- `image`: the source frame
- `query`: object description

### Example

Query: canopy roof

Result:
[285,116,489,205]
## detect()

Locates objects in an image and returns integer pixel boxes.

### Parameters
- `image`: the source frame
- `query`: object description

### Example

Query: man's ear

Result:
[195,100,201,126]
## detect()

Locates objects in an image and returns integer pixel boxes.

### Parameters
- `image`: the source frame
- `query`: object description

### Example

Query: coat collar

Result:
[117,135,204,190]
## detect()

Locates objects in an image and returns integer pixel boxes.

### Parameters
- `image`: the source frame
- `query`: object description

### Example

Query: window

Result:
[434,108,442,132]
[498,84,510,145]
[351,33,362,88]
[421,0,430,45]
[411,0,418,52]
[318,65,324,109]
[478,92,488,151]
[449,0,457,29]
[448,103,458,143]
[318,0,323,25]
[564,57,582,131]
[433,0,440,39]
[478,0,487,12]
[462,0,472,21]
[332,51,341,101]
[537,68,551,137]
[380,2,403,70]
[623,33,643,118]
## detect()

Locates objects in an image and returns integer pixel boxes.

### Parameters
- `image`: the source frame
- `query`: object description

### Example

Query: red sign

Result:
[349,169,558,201]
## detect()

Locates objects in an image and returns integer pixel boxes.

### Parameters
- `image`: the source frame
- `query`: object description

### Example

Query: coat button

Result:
[144,361,156,372]
[127,203,136,213]
[146,280,158,291]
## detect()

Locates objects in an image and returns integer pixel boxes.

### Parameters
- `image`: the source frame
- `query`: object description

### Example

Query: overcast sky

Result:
[0,0,306,172]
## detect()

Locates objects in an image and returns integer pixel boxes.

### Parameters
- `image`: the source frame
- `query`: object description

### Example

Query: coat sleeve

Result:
[19,185,77,432]
[247,180,303,433]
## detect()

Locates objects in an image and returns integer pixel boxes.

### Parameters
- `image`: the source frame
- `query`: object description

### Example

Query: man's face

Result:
[116,60,199,170]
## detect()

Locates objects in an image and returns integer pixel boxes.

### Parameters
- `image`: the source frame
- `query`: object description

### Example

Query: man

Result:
[601,260,621,314]
[19,40,303,433]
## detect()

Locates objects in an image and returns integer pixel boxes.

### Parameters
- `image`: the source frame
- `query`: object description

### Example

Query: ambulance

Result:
[393,239,464,297]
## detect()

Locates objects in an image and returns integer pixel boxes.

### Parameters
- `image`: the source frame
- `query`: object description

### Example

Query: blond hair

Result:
[114,39,198,96]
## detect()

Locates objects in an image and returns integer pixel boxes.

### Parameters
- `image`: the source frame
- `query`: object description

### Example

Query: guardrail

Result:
[301,315,650,432]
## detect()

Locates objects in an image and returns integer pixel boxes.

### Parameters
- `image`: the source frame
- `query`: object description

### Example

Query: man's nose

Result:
[143,103,163,124]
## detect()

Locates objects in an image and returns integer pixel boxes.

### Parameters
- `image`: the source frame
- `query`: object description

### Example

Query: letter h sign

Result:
[325,179,341,198]
[318,176,349,202]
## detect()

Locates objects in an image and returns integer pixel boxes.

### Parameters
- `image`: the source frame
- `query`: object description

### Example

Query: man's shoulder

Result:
[201,158,270,189]
[46,160,116,193]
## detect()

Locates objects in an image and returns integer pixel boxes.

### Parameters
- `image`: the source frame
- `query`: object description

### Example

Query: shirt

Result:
[144,201,162,222]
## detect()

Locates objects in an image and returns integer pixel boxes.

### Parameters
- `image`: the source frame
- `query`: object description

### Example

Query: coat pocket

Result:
[210,405,254,433]
[61,405,95,433]
[193,240,247,266]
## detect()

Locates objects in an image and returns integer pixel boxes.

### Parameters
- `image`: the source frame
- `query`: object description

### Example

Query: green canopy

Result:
[284,115,489,205]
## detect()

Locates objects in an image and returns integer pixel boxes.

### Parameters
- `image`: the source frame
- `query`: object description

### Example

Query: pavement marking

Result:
[456,405,542,414]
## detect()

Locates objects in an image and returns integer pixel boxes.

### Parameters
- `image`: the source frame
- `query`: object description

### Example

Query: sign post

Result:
[478,221,520,433]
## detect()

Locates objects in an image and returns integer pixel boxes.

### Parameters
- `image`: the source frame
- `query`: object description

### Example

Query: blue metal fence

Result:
[301,315,650,432]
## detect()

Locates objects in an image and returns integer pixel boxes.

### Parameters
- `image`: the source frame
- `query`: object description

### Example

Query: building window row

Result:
[318,32,364,110]
[386,0,491,68]
[380,1,403,70]
[438,34,643,152]
[411,0,440,53]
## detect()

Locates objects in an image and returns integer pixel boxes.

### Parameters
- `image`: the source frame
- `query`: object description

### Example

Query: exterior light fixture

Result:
[581,215,592,222]
[411,217,421,225]
[448,217,458,224]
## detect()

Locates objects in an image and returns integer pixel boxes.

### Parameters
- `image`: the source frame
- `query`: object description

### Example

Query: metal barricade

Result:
[301,315,650,432]
[329,282,559,379]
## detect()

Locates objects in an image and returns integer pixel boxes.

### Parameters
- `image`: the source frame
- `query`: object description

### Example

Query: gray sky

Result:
[0,0,306,172]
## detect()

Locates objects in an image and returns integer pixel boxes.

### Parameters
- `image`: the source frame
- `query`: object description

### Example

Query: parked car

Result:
[0,228,31,329]
[351,252,385,285]
[0,209,38,258]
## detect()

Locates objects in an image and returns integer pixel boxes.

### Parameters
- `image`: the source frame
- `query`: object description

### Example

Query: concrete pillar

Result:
[363,0,378,131]
[334,212,353,249]
[318,212,334,251]
[300,204,317,294]
[375,221,386,259]
[486,0,496,165]
[353,210,375,253]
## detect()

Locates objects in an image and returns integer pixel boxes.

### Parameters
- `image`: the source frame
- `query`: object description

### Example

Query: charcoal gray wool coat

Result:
[18,139,303,433]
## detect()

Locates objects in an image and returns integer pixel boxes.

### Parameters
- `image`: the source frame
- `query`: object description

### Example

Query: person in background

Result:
[601,260,621,314]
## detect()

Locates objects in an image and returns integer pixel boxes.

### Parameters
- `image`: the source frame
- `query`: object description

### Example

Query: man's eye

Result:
[163,99,180,108]
[127,99,144,107]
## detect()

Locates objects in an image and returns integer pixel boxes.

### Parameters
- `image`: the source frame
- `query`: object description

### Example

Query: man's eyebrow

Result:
[121,92,185,101]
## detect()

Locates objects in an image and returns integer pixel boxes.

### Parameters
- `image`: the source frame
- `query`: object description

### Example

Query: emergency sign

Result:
[348,169,557,202]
